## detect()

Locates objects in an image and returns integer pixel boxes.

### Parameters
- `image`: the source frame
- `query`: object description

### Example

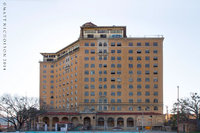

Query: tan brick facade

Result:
[39,22,164,130]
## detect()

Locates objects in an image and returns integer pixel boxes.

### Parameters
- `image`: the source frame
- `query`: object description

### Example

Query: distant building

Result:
[39,22,164,130]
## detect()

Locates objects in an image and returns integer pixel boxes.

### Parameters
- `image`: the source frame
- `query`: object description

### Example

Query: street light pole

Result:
[177,86,179,133]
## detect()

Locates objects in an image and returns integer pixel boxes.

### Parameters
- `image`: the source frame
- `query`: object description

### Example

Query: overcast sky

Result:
[0,0,200,113]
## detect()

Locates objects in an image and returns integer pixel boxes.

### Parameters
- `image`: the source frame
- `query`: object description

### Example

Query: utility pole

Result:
[177,86,179,133]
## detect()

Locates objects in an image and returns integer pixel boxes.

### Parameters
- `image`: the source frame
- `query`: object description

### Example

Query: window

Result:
[145,78,150,82]
[99,92,102,96]
[111,50,115,53]
[137,92,141,96]
[104,92,107,96]
[145,99,150,103]
[99,84,102,89]
[111,78,115,82]
[145,64,150,68]
[103,42,107,46]
[84,84,89,89]
[137,56,141,61]
[154,77,158,82]
[117,106,121,111]
[137,78,142,82]
[91,78,95,82]
[129,107,133,111]
[91,57,95,60]
[100,34,107,38]
[129,92,133,96]
[154,71,158,74]
[117,64,122,68]
[111,106,115,111]
[137,64,141,68]
[154,92,158,96]
[145,42,149,46]
[104,70,107,74]
[153,57,158,60]
[84,57,89,61]
[117,50,121,53]
[117,99,121,103]
[91,84,95,89]
[99,42,102,46]
[145,84,150,89]
[117,71,121,74]
[104,56,107,60]
[85,70,89,75]
[137,42,141,46]
[145,70,150,75]
[111,71,115,74]
[103,49,107,53]
[129,50,133,53]
[111,64,115,68]
[153,42,158,46]
[128,78,133,82]
[117,84,121,89]
[99,71,102,74]
[137,71,141,75]
[84,78,89,82]
[91,99,95,103]
[137,50,141,54]
[111,56,115,60]
[129,70,133,74]
[91,64,95,68]
[91,42,95,46]
[84,99,89,103]
[129,85,133,89]
[91,49,95,54]
[137,99,142,103]
[145,91,150,96]
[99,56,102,60]
[145,49,150,53]
[117,57,121,60]
[117,42,121,46]
[43,65,47,68]
[137,84,142,89]
[145,56,150,60]
[154,106,158,110]
[154,84,158,89]
[129,42,133,46]
[104,84,107,89]
[129,64,133,68]
[85,43,89,46]
[111,42,115,46]
[129,57,133,60]
[91,70,95,75]
[85,50,89,54]
[145,106,150,111]
[84,92,89,96]
[117,92,121,96]
[154,99,158,103]
[111,92,115,96]
[153,50,158,54]
[111,85,115,89]
[129,99,133,103]
[111,99,115,103]
[153,64,158,67]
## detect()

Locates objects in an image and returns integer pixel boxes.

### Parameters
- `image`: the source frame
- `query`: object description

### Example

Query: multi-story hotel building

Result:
[39,22,164,130]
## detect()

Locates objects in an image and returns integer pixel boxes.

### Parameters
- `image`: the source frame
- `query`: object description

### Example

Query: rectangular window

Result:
[91,50,95,54]
[84,57,89,61]
[145,91,150,96]
[129,70,133,74]
[145,64,150,68]
[145,56,150,60]
[117,42,121,46]
[111,56,115,60]
[117,57,121,60]
[111,92,115,96]
[129,92,133,96]
[85,92,89,96]
[91,64,95,68]
[117,99,121,103]
[117,71,121,74]
[111,85,115,89]
[111,64,115,68]
[84,99,89,103]
[153,50,158,54]
[137,92,142,96]
[91,57,95,60]
[91,84,95,89]
[129,85,133,89]
[129,50,133,53]
[84,78,89,82]
[117,106,121,111]
[137,56,141,61]
[91,92,95,96]
[153,64,158,67]
[111,42,115,46]
[91,42,95,46]
[129,99,133,103]
[117,50,121,53]
[117,92,121,96]
[137,64,141,68]
[129,42,133,46]
[129,57,133,60]
[129,64,133,68]
[145,49,150,53]
[117,64,122,68]
[85,43,89,46]
[137,42,141,46]
[85,50,89,54]
[145,42,150,46]
[153,42,158,46]
[111,50,115,53]
[91,78,95,82]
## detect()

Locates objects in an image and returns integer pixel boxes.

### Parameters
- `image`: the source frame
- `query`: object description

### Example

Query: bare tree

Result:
[0,94,46,131]
[171,92,200,130]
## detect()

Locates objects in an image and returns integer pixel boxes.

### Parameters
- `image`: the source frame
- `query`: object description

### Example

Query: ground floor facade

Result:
[38,112,164,131]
